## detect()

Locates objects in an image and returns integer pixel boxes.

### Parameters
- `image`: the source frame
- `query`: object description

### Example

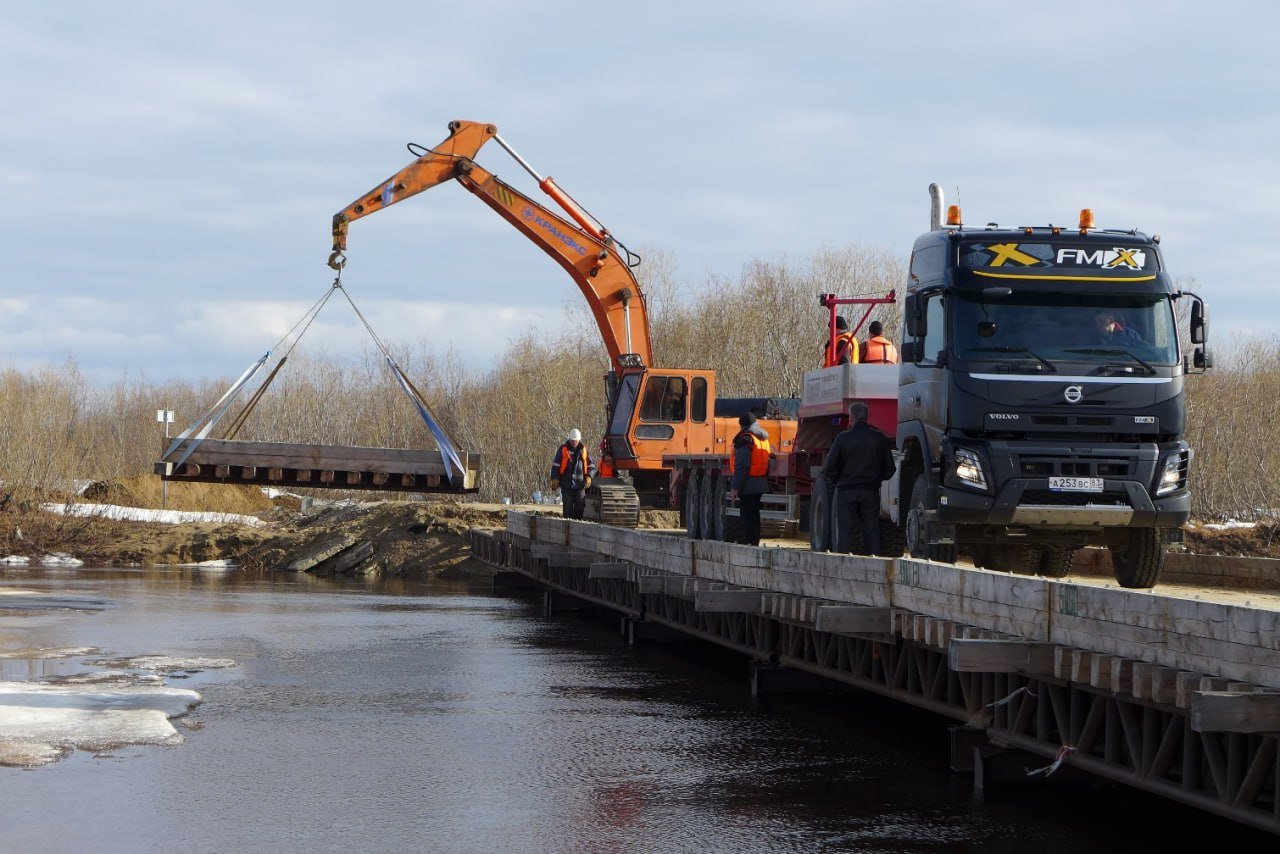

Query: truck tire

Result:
[1110,528,1164,589]
[809,484,832,551]
[981,543,1039,574]
[907,475,956,563]
[702,470,725,541]
[879,517,906,558]
[684,470,702,539]
[1038,548,1075,578]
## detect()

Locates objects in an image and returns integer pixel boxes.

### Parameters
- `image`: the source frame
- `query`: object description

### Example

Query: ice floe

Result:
[91,655,237,673]
[0,677,202,766]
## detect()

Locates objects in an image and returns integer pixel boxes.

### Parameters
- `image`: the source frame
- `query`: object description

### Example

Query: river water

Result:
[0,566,1267,853]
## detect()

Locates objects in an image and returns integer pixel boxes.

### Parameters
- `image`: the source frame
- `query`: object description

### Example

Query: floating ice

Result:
[0,646,100,660]
[0,678,201,766]
[0,555,31,565]
[39,553,84,567]
[92,655,237,673]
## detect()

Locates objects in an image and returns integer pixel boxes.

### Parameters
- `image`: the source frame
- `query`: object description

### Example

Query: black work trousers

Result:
[560,486,586,520]
[739,493,763,546]
[835,487,880,556]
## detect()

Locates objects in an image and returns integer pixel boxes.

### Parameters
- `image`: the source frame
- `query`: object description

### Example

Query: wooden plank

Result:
[948,639,1056,675]
[588,562,629,581]
[813,605,893,635]
[285,535,356,572]
[695,589,762,613]
[1191,692,1280,733]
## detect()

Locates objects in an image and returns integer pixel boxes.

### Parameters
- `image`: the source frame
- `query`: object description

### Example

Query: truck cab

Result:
[895,199,1210,587]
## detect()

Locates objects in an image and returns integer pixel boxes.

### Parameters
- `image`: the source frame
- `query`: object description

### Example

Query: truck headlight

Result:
[1155,450,1188,496]
[953,447,988,490]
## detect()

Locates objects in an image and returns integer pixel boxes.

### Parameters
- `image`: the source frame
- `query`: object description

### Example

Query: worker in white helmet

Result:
[550,428,593,520]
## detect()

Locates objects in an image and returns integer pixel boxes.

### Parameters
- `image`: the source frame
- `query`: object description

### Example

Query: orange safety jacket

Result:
[554,443,591,480]
[861,335,899,364]
[728,430,771,477]
[824,332,859,367]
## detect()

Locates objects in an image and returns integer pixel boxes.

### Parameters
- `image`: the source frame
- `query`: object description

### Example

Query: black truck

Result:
[891,185,1210,588]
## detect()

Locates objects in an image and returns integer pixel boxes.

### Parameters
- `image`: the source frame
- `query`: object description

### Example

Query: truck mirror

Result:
[905,294,924,337]
[978,321,997,338]
[1190,298,1207,344]
[1193,347,1212,370]
[899,341,919,363]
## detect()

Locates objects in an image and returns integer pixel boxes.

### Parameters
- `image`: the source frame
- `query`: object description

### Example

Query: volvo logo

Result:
[1063,385,1084,404]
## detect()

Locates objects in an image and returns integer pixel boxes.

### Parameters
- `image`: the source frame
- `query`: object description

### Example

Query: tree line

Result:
[0,244,1271,524]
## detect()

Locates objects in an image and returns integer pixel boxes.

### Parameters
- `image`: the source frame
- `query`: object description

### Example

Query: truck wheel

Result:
[1038,548,1075,578]
[809,484,831,551]
[879,518,906,558]
[907,475,956,563]
[684,471,702,539]
[980,544,1039,574]
[1110,529,1164,589]
[702,470,724,541]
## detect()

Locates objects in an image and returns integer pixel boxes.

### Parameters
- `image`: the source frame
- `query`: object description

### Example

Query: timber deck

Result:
[470,512,1280,836]
[155,438,479,493]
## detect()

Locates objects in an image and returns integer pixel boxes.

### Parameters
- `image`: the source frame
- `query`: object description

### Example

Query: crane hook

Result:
[327,251,347,271]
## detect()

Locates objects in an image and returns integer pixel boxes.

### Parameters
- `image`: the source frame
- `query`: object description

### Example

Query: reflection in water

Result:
[0,566,1267,853]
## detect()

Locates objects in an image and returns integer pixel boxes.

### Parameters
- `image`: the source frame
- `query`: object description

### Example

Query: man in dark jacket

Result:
[822,401,896,555]
[729,412,771,546]
[550,428,592,520]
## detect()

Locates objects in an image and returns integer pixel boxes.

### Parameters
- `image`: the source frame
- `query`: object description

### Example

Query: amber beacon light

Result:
[1079,208,1095,232]
[946,204,963,226]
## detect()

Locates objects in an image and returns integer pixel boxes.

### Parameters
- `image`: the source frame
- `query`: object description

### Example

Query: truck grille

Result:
[1030,415,1115,427]
[1018,460,1130,477]
[1021,490,1130,506]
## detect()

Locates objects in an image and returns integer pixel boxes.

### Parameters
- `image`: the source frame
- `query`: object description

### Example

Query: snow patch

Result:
[0,555,31,565]
[38,553,84,567]
[1202,520,1257,531]
[41,502,266,527]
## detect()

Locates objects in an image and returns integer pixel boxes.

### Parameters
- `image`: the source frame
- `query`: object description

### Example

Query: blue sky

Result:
[4,2,1276,384]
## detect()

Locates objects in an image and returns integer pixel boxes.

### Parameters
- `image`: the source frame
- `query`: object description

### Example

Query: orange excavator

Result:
[329,120,796,526]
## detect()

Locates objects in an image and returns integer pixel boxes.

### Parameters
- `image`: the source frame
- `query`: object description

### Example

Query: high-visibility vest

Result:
[557,444,590,477]
[825,332,859,367]
[861,335,899,364]
[728,430,771,477]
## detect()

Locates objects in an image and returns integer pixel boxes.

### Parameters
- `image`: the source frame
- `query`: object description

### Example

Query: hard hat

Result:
[567,428,582,441]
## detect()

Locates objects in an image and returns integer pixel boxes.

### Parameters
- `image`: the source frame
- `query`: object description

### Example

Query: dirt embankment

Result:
[1,476,682,578]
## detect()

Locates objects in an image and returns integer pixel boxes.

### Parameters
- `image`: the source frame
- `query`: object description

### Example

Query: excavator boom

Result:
[329,120,653,371]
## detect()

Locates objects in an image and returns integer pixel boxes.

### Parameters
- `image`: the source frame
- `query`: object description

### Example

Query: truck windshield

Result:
[953,293,1178,367]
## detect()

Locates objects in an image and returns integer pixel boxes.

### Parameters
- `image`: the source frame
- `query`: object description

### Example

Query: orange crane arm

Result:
[329,120,653,371]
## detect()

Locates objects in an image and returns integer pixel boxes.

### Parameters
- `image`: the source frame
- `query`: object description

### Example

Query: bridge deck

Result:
[155,438,479,493]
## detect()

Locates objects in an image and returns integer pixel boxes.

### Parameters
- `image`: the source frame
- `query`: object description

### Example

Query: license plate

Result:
[1049,476,1104,493]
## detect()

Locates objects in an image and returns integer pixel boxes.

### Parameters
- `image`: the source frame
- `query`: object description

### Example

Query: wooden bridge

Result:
[470,512,1280,836]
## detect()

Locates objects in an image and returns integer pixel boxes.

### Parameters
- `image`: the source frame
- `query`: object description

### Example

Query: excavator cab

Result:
[603,368,715,491]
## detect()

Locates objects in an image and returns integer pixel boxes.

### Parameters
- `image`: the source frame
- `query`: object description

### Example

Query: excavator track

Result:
[587,480,641,528]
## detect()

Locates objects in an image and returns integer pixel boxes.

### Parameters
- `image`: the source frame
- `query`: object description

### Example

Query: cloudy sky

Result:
[4,2,1276,385]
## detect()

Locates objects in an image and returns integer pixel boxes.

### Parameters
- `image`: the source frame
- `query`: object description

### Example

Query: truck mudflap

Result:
[935,478,1191,529]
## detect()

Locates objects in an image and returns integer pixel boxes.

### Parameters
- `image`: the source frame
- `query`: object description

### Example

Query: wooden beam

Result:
[588,562,629,581]
[813,605,893,635]
[637,575,667,595]
[695,589,762,613]
[948,639,1056,675]
[1191,692,1280,734]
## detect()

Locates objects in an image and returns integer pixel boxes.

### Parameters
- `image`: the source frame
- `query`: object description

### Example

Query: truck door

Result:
[902,289,949,462]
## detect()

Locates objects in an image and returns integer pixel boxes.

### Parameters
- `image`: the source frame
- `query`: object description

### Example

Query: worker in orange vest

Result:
[822,316,860,367]
[550,428,593,520]
[860,320,899,365]
[728,412,771,546]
